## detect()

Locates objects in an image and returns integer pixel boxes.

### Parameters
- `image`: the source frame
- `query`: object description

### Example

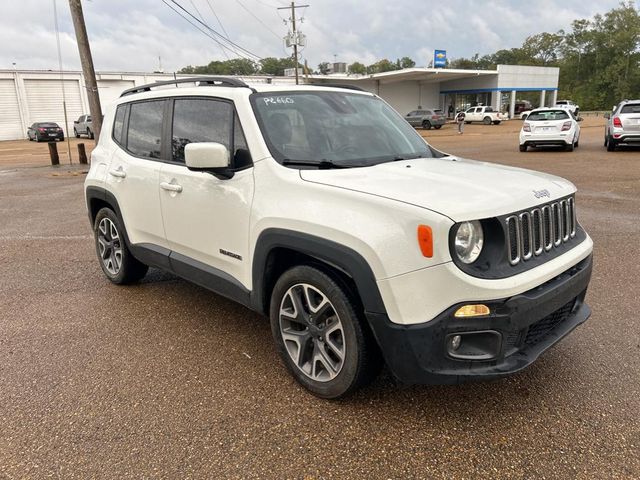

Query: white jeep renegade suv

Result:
[84,77,593,398]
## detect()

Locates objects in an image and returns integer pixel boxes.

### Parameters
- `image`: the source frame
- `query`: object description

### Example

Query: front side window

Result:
[127,100,164,159]
[251,91,432,167]
[171,98,232,163]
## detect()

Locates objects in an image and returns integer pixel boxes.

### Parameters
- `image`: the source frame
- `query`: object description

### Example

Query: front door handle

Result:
[160,181,183,193]
[108,167,126,178]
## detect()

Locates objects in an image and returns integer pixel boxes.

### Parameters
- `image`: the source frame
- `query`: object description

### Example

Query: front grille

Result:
[506,197,576,266]
[524,299,576,346]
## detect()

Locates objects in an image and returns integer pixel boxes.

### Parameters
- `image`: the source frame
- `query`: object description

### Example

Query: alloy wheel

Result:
[97,217,123,275]
[279,283,345,382]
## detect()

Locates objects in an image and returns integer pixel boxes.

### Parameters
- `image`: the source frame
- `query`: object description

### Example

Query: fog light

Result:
[454,304,490,318]
[449,335,462,351]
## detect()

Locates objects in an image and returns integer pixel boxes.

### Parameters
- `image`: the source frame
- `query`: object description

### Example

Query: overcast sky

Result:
[0,0,631,73]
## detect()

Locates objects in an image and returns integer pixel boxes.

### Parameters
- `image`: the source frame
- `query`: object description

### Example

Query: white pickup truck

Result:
[463,106,504,125]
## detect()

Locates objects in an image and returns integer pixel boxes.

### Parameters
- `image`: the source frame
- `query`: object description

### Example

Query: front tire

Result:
[93,208,148,284]
[87,128,94,140]
[269,265,380,399]
[74,128,80,138]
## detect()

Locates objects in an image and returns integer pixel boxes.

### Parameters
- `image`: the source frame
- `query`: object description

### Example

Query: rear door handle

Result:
[108,167,126,178]
[160,181,183,193]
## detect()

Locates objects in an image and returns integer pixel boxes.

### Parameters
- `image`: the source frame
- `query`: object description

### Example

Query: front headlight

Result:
[454,221,484,264]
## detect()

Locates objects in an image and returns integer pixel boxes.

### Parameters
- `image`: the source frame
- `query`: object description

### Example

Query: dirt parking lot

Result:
[1,118,639,479]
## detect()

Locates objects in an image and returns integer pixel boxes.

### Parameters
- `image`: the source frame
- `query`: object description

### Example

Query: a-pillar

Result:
[550,90,558,106]
[540,90,546,108]
[509,90,516,119]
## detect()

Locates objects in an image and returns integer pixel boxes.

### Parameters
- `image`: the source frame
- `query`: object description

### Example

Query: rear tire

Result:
[93,207,148,284]
[483,116,492,125]
[269,265,381,399]
[422,120,432,130]
[566,142,574,152]
[433,125,442,130]
[492,120,501,125]
[607,137,616,152]
[519,144,527,152]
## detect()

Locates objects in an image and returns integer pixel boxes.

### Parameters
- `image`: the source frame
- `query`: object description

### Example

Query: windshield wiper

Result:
[282,159,352,169]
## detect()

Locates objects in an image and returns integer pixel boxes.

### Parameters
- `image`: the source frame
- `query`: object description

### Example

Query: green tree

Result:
[259,57,298,76]
[348,61,367,75]
[399,56,416,69]
[317,62,330,75]
[366,59,398,74]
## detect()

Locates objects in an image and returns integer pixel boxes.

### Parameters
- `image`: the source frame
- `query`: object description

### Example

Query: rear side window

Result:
[620,104,640,114]
[171,98,232,163]
[127,100,164,159]
[112,105,126,145]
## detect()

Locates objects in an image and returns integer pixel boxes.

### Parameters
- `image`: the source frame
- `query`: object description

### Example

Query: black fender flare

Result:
[250,228,387,317]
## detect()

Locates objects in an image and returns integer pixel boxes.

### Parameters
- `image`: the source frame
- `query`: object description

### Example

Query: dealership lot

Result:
[0,118,638,478]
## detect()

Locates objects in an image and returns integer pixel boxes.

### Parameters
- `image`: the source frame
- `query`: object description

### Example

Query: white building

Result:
[0,65,558,141]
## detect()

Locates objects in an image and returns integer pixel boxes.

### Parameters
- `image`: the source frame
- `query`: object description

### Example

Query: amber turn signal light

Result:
[454,304,490,318]
[417,225,433,258]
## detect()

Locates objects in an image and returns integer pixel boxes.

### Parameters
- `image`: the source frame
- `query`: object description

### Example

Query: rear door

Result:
[159,97,254,285]
[106,100,169,249]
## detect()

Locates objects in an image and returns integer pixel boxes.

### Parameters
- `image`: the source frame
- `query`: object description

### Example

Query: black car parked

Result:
[27,122,64,142]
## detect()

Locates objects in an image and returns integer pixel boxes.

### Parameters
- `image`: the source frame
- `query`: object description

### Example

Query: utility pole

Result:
[68,0,102,143]
[278,2,309,85]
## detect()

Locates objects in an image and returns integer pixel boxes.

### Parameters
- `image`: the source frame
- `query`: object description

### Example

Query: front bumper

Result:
[366,254,592,384]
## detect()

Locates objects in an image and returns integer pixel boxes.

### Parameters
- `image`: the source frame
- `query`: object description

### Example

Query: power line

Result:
[189,0,230,60]
[235,0,281,39]
[161,0,252,60]
[164,0,262,60]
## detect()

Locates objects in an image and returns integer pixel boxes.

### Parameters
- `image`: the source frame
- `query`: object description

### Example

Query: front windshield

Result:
[251,91,432,167]
[527,110,570,121]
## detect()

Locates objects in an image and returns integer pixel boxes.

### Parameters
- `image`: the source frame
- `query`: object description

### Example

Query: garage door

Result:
[0,79,24,141]
[97,80,135,111]
[24,79,84,136]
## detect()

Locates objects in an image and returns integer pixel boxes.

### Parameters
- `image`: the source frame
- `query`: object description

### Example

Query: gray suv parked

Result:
[405,109,445,130]
[73,114,94,139]
[605,100,640,151]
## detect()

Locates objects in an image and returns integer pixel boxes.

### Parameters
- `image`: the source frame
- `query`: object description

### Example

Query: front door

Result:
[159,97,254,286]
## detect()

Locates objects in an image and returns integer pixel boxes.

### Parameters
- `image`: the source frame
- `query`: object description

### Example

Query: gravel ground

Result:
[0,118,638,479]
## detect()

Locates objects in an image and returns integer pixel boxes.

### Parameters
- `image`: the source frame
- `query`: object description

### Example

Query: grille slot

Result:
[505,197,576,266]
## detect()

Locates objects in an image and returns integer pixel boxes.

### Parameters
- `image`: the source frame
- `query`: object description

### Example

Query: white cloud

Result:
[0,0,626,72]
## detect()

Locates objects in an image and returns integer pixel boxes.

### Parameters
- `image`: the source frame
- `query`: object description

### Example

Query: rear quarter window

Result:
[112,105,126,145]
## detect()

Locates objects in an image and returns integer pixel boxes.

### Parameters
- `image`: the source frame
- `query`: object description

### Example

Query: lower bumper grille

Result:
[524,299,576,346]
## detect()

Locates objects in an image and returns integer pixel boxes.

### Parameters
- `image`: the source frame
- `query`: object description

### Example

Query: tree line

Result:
[178,2,638,110]
[448,1,639,110]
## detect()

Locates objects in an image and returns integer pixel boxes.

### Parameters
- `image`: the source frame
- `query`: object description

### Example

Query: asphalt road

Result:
[1,119,638,479]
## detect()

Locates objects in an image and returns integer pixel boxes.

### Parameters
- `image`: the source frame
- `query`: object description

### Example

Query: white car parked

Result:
[519,108,582,152]
[84,78,593,398]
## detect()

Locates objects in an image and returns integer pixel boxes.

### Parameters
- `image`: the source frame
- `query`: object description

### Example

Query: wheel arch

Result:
[251,229,387,318]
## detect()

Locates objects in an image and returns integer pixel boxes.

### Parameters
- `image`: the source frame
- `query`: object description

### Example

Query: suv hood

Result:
[299,156,576,221]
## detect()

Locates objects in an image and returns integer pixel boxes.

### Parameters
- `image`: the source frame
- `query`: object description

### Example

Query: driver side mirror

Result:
[185,142,234,179]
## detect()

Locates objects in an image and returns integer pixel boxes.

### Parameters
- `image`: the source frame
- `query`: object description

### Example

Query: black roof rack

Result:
[313,83,366,92]
[120,76,251,97]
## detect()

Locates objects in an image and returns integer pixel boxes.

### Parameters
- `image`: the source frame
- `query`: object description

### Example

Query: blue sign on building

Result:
[434,50,447,68]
